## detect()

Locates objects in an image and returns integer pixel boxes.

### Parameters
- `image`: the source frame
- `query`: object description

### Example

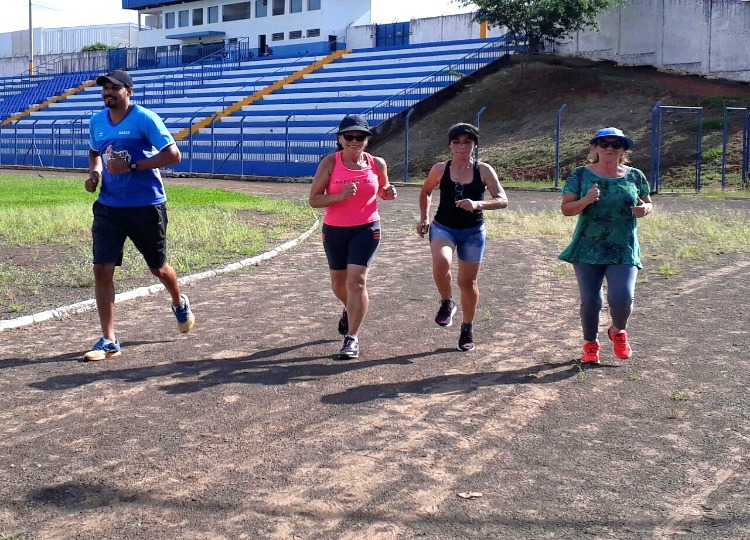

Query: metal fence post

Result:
[285,113,293,177]
[722,107,730,190]
[240,115,245,177]
[403,108,414,184]
[695,108,703,193]
[474,106,486,162]
[554,104,566,188]
[650,101,662,193]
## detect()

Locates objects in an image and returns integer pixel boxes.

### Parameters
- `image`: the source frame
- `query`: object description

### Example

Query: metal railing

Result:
[353,36,516,127]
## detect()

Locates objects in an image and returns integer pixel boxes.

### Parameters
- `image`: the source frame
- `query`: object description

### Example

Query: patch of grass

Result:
[657,262,679,277]
[0,175,313,317]
[694,118,725,132]
[666,406,686,420]
[626,368,640,380]
[701,146,724,160]
[670,390,692,401]
[0,530,32,540]
[552,263,571,281]
[695,186,750,197]
[486,205,750,274]
[700,96,750,108]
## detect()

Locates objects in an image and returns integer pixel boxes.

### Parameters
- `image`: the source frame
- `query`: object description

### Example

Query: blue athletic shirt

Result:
[89,104,175,207]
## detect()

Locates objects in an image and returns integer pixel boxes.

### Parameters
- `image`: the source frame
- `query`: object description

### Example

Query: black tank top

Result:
[433,160,486,229]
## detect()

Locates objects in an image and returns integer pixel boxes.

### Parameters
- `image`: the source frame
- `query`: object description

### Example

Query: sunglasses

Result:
[454,181,464,202]
[596,139,626,150]
[341,133,368,142]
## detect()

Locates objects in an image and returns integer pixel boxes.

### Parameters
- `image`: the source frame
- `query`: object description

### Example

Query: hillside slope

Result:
[372,56,750,189]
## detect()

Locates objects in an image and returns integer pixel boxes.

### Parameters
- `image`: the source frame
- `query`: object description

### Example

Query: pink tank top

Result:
[324,151,381,227]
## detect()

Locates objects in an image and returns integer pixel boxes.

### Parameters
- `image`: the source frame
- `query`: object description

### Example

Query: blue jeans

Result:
[573,263,638,342]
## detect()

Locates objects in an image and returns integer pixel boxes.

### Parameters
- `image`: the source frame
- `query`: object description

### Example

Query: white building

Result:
[0,23,138,77]
[129,0,369,58]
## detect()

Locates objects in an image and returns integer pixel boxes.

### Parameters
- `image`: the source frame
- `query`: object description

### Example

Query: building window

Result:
[143,13,162,29]
[308,0,320,10]
[272,32,284,41]
[255,0,268,17]
[165,12,175,29]
[290,0,302,13]
[223,2,252,22]
[193,8,203,26]
[178,10,189,27]
[289,30,302,39]
[307,28,320,38]
[272,0,285,16]
[208,6,219,23]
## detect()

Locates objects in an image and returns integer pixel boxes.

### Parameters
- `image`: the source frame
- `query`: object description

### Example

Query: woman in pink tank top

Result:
[309,114,397,360]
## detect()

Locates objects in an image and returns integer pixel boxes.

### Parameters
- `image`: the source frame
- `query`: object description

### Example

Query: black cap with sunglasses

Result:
[337,114,372,136]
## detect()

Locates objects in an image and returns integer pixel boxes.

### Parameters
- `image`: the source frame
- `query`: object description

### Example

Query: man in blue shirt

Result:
[84,70,195,361]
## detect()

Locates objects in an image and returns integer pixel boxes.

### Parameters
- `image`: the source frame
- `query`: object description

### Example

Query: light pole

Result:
[28,0,34,76]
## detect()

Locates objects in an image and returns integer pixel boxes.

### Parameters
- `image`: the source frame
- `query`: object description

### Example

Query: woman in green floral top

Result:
[559,127,653,365]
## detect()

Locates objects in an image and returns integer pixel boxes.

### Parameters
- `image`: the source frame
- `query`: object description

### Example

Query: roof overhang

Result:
[165,30,227,40]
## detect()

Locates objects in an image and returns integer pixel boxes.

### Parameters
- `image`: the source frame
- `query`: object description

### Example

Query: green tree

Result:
[458,0,624,52]
[81,43,113,52]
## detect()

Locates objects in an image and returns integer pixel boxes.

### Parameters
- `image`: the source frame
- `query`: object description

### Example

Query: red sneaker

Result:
[608,327,632,359]
[581,341,601,364]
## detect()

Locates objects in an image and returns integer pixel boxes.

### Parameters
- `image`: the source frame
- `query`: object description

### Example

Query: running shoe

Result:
[339,335,359,360]
[608,326,632,359]
[83,337,121,362]
[435,299,457,327]
[458,328,475,352]
[172,293,196,333]
[581,341,601,364]
[338,309,348,336]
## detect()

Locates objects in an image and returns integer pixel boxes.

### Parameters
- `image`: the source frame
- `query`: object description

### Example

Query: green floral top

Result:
[559,166,651,268]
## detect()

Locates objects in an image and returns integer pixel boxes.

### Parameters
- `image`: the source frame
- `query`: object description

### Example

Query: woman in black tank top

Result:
[417,123,508,352]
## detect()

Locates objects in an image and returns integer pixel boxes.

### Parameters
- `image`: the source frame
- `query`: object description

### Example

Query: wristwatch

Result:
[129,162,138,172]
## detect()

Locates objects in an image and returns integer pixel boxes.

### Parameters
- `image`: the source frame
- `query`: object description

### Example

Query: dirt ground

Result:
[1,179,749,539]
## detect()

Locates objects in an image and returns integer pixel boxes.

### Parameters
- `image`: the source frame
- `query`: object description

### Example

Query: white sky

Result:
[0,0,474,33]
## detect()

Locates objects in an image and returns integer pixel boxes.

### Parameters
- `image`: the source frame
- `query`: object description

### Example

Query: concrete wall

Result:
[557,0,750,82]
[346,13,506,50]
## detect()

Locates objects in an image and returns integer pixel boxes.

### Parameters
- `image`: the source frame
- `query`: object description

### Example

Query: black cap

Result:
[337,114,372,135]
[448,123,479,143]
[96,70,134,88]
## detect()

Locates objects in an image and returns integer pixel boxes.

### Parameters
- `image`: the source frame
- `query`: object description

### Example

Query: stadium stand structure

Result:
[0,37,516,177]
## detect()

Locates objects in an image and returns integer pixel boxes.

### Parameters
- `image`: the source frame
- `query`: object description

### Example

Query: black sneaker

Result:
[458,327,475,352]
[339,335,359,360]
[338,309,348,336]
[435,299,457,327]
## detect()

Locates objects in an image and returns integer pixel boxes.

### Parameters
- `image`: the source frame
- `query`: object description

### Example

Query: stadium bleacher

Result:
[0,37,516,176]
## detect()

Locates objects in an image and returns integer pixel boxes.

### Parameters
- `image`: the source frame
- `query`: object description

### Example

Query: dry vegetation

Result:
[372,55,750,189]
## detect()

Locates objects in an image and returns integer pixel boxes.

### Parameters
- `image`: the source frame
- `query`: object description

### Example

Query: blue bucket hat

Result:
[589,127,634,149]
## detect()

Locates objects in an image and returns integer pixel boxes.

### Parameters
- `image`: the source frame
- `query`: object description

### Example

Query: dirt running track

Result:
[1,180,749,539]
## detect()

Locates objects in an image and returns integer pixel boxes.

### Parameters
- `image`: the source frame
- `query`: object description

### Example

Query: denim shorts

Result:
[429,220,486,264]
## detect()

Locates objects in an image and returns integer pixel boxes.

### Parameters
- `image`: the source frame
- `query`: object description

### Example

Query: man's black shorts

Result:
[92,201,169,269]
